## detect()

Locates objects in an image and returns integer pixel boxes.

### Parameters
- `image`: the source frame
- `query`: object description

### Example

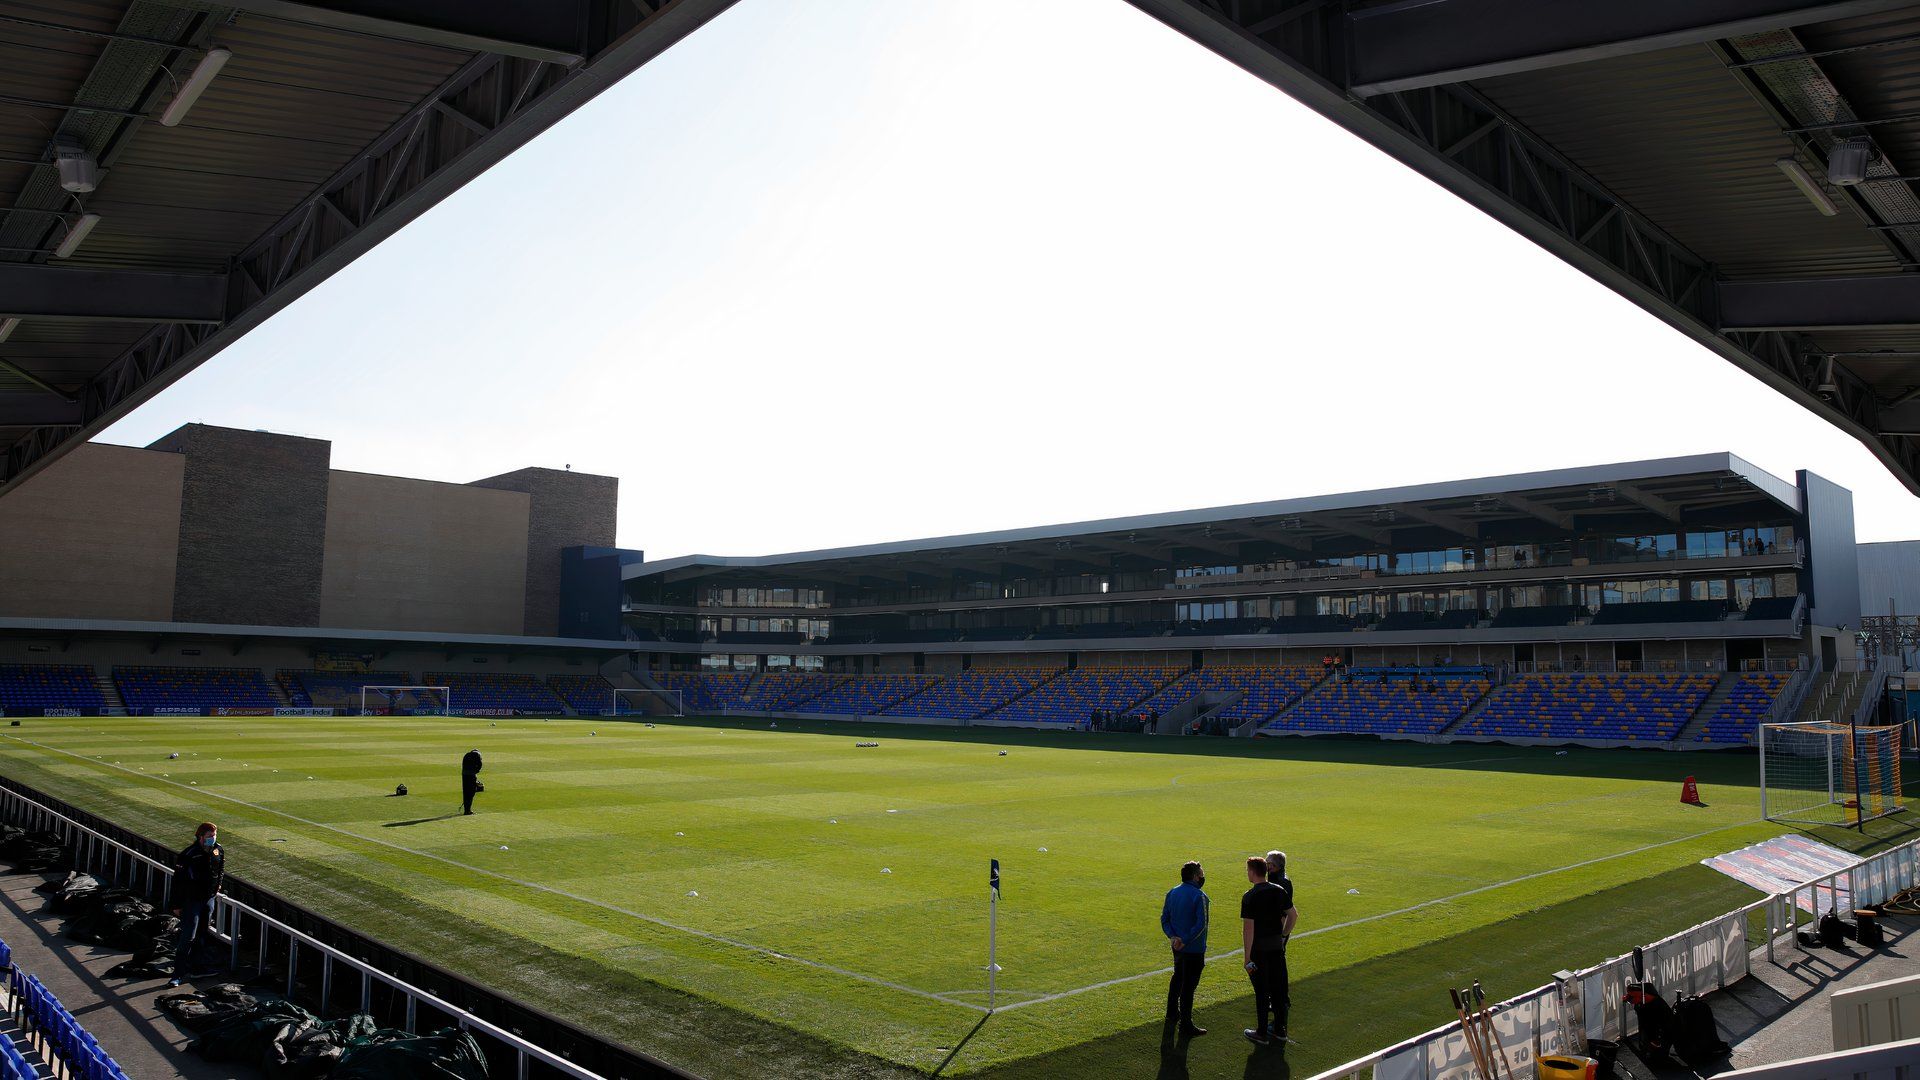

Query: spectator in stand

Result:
[461,748,484,815]
[1240,854,1295,1047]
[1160,861,1209,1038]
[168,821,225,987]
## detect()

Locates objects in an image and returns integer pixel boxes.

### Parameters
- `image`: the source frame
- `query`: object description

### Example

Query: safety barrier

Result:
[9,968,131,1080]
[1306,836,1920,1080]
[0,781,694,1080]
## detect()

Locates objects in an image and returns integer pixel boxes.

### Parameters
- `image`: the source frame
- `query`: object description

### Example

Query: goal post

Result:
[1760,720,1906,828]
[606,688,683,717]
[360,685,451,717]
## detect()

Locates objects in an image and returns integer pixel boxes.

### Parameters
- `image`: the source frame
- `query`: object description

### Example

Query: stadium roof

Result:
[0,0,734,494]
[1124,0,1920,496]
[628,452,1803,581]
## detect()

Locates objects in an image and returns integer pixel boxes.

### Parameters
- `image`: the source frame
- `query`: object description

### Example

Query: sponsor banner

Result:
[274,708,334,718]
[153,708,203,717]
[1376,988,1564,1080]
[42,709,81,718]
[458,709,515,718]
[213,708,273,717]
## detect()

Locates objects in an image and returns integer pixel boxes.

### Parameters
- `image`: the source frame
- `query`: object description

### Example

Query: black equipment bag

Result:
[1672,993,1731,1064]
[1625,981,1674,1062]
[1819,909,1847,949]
[1857,912,1886,949]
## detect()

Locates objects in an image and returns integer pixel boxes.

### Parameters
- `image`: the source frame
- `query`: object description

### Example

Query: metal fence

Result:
[1306,836,1920,1080]
[0,780,694,1080]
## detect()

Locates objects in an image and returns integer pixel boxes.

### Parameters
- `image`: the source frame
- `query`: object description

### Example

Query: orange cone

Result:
[1681,776,1702,806]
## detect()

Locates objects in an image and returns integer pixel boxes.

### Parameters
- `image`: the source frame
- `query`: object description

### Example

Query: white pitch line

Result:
[991,816,1763,1012]
[0,733,988,1013]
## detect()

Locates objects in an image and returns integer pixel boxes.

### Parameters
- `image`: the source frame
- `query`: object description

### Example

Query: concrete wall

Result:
[319,472,530,635]
[151,425,331,627]
[0,443,183,620]
[471,468,617,637]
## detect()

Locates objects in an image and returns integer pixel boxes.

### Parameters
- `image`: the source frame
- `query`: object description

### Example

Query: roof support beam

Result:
[1346,0,1914,97]
[1613,481,1683,523]
[1499,494,1574,531]
[0,265,228,323]
[1718,274,1920,331]
[1389,503,1479,539]
[0,398,81,426]
[217,0,592,65]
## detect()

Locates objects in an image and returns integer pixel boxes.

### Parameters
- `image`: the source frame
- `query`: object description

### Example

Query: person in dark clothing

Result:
[168,821,225,987]
[1240,855,1295,1046]
[1160,861,1209,1037]
[461,749,484,815]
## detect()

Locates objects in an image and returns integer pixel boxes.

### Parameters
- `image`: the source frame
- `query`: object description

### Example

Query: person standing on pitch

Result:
[168,821,225,987]
[1240,855,1293,1046]
[1160,861,1210,1037]
[461,748,484,815]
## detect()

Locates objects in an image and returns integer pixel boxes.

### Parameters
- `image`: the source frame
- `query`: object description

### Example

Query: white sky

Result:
[98,0,1920,555]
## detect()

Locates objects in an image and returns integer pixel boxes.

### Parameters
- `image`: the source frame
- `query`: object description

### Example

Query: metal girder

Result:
[1499,493,1574,530]
[1718,275,1920,331]
[0,265,228,323]
[0,398,82,426]
[217,0,592,65]
[1612,481,1683,522]
[1346,0,1915,97]
[1120,0,1920,495]
[1,0,741,494]
[1387,503,1479,538]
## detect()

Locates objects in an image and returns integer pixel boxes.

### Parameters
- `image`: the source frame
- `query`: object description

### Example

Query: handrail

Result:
[0,786,688,1080]
[1852,655,1900,728]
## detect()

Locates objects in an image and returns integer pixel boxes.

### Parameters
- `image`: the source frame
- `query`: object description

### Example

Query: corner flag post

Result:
[988,859,1000,1012]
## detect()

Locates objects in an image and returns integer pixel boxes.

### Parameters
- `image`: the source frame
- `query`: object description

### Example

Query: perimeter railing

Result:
[1305,836,1920,1080]
[0,780,695,1080]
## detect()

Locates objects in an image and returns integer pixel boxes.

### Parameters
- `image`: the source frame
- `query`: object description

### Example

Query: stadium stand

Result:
[1269,669,1490,736]
[884,668,1060,720]
[1214,667,1327,726]
[804,674,939,715]
[424,671,566,715]
[114,666,277,715]
[990,666,1186,725]
[548,674,619,714]
[1590,600,1729,625]
[654,671,752,710]
[740,672,841,711]
[3,941,132,1080]
[1458,673,1716,742]
[1696,672,1794,744]
[0,664,105,714]
[1488,604,1584,628]
[277,669,414,709]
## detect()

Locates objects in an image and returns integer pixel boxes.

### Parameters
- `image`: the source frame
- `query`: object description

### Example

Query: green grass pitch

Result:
[0,714,1894,1078]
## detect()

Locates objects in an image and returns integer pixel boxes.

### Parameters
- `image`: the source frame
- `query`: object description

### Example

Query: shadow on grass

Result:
[649,714,1766,786]
[382,814,458,828]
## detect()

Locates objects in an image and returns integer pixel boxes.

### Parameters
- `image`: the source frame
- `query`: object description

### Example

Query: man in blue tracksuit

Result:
[1160,860,1210,1037]
[168,821,224,987]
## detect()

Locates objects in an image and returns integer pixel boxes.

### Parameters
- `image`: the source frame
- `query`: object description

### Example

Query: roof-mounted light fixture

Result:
[0,317,18,343]
[1827,137,1874,186]
[52,212,101,258]
[159,46,232,127]
[1776,157,1838,216]
[53,136,98,193]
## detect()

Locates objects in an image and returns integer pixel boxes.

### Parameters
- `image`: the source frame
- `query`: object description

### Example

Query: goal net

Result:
[1760,720,1905,827]
[360,685,451,717]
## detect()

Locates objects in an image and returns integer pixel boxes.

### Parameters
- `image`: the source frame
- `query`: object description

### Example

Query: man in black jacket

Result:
[168,821,224,987]
[461,749,484,815]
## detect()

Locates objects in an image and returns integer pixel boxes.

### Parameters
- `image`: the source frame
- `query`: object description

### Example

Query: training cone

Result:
[1681,776,1702,805]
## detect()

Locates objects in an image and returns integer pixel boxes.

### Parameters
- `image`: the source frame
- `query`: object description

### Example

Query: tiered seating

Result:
[548,674,617,713]
[654,671,752,710]
[1269,670,1490,736]
[1215,667,1327,725]
[1697,672,1793,744]
[279,670,413,709]
[1136,666,1315,720]
[991,667,1185,725]
[1591,600,1728,625]
[0,664,105,714]
[884,668,1061,719]
[1458,673,1716,742]
[424,671,566,715]
[740,672,840,711]
[1489,605,1583,628]
[115,666,276,715]
[804,674,939,715]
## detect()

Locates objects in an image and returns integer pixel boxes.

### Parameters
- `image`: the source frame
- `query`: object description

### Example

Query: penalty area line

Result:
[0,734,989,1014]
[991,815,1763,1013]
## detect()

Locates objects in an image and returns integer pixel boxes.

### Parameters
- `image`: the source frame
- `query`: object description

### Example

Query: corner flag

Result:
[990,858,1001,899]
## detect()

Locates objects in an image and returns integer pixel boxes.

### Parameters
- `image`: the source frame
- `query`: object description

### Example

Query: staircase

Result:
[1437,680,1507,737]
[267,674,293,708]
[93,674,125,714]
[1671,672,1737,744]
[980,668,1069,719]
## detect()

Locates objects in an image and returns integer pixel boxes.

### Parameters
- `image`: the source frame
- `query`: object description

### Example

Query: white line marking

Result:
[991,816,1763,1012]
[0,733,988,1013]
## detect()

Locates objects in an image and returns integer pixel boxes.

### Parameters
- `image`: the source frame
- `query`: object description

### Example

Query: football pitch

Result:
[0,715,1886,1078]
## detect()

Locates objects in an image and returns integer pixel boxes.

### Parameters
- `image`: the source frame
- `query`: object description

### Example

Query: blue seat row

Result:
[8,957,131,1080]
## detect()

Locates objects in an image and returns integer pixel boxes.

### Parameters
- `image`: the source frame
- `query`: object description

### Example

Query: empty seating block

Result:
[280,670,413,710]
[885,668,1061,720]
[425,672,566,715]
[549,675,618,713]
[737,672,840,711]
[1697,673,1793,744]
[0,664,104,714]
[1270,672,1489,736]
[1459,673,1715,742]
[991,667,1185,725]
[1138,667,1324,727]
[115,666,276,715]
[805,674,939,715]
[654,672,751,710]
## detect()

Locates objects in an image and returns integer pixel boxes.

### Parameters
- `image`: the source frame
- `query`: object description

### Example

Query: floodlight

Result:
[54,138,98,193]
[1776,157,1837,216]
[159,47,232,127]
[1827,137,1873,186]
[53,213,101,258]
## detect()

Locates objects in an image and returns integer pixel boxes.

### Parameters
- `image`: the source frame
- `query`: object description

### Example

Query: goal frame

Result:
[1760,719,1906,828]
[360,685,451,717]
